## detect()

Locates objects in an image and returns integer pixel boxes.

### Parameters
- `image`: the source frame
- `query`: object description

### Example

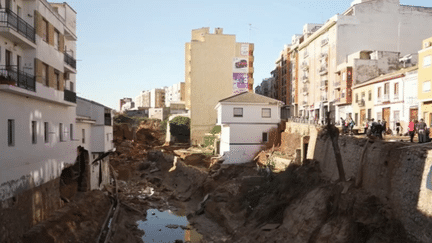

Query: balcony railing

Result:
[358,99,365,107]
[0,9,35,43]
[64,52,77,69]
[383,94,390,101]
[321,95,328,102]
[0,65,35,92]
[302,75,309,82]
[319,66,328,75]
[302,101,308,105]
[301,62,309,70]
[64,89,76,103]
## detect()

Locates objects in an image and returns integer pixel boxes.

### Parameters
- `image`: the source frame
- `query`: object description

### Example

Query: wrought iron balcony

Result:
[0,9,35,43]
[0,65,35,92]
[64,89,76,103]
[64,52,77,69]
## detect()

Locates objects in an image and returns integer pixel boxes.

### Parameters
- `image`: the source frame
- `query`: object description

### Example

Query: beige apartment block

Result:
[289,0,432,123]
[185,27,254,144]
[135,90,151,108]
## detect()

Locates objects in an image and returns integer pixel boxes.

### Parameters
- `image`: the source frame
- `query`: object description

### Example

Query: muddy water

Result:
[138,209,203,243]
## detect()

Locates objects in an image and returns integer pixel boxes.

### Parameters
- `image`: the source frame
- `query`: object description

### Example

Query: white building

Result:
[76,97,113,190]
[165,82,185,107]
[135,90,151,108]
[0,0,77,224]
[215,92,283,164]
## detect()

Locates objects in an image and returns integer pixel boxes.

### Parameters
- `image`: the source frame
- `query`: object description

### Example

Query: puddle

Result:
[138,209,203,243]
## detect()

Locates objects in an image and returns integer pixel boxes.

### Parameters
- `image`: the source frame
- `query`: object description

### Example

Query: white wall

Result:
[219,103,280,124]
[0,91,77,200]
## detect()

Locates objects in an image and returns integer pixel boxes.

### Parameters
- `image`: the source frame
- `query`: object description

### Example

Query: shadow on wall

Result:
[312,134,432,242]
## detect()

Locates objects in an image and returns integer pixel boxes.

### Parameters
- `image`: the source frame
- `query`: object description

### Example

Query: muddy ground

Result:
[107,120,415,243]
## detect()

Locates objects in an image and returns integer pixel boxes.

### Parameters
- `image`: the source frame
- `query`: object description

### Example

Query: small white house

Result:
[215,92,283,164]
[76,97,114,190]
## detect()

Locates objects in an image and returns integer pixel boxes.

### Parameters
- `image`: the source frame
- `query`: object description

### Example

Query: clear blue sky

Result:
[50,0,431,110]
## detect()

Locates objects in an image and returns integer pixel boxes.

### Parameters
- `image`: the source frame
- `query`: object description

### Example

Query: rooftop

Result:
[218,91,283,105]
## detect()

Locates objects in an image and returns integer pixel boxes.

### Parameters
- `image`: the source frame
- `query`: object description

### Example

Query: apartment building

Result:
[185,27,254,144]
[352,65,418,130]
[76,97,113,191]
[150,88,165,108]
[119,97,134,112]
[135,90,151,108]
[418,37,432,125]
[165,82,185,107]
[0,0,77,229]
[291,0,432,123]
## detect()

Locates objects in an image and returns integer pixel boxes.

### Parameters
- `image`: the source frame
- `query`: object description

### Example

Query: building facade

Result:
[0,0,77,230]
[418,37,432,125]
[76,97,113,191]
[165,82,185,107]
[270,0,432,123]
[185,27,254,144]
[135,90,151,108]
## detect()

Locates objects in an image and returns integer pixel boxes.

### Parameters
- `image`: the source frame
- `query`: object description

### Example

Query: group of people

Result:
[363,118,387,139]
[408,119,430,143]
[340,117,355,135]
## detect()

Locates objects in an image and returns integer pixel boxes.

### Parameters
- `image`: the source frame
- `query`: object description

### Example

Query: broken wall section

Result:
[313,136,432,242]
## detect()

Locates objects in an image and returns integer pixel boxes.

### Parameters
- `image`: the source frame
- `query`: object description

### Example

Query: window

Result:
[54,30,59,50]
[42,19,49,43]
[32,121,37,144]
[424,55,431,68]
[377,87,382,98]
[262,108,271,118]
[82,129,85,143]
[262,132,268,143]
[368,109,372,119]
[233,108,243,117]
[70,124,73,140]
[368,90,372,101]
[361,92,365,100]
[384,83,389,95]
[42,63,49,86]
[44,122,49,143]
[55,71,60,90]
[59,123,63,142]
[423,81,431,93]
[355,93,359,103]
[8,119,14,146]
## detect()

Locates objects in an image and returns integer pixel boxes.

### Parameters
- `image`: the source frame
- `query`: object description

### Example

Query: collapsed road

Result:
[22,118,424,242]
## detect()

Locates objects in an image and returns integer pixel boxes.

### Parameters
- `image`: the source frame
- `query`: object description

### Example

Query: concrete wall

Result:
[312,135,432,242]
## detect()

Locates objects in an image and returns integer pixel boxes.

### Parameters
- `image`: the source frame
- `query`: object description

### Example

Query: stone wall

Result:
[312,135,432,242]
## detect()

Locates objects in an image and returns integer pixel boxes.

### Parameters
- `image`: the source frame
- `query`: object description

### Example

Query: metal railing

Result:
[288,117,320,125]
[0,9,35,43]
[0,65,35,91]
[319,65,328,75]
[64,89,76,103]
[383,94,390,101]
[64,52,77,69]
[358,99,365,107]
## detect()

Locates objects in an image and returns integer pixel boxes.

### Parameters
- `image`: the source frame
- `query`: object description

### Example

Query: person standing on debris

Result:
[417,119,427,143]
[381,119,387,136]
[348,116,355,135]
[408,119,416,143]
[396,121,402,136]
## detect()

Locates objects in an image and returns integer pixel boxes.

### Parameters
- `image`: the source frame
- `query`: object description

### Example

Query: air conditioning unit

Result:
[64,72,70,80]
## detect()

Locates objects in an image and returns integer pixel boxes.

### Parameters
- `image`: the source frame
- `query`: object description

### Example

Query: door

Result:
[5,50,12,68]
[383,108,390,123]
[360,109,366,126]
[410,108,418,122]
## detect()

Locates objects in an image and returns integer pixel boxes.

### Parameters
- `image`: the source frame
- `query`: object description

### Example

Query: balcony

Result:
[64,89,76,103]
[319,65,328,76]
[302,101,308,106]
[333,81,341,87]
[321,38,329,46]
[302,75,309,83]
[383,94,390,102]
[301,62,309,71]
[358,99,365,107]
[0,9,36,49]
[302,86,309,93]
[64,52,77,72]
[320,80,328,89]
[0,65,35,92]
[320,95,328,102]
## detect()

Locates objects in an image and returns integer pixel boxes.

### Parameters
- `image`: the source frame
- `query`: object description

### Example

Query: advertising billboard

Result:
[233,57,248,73]
[233,73,248,94]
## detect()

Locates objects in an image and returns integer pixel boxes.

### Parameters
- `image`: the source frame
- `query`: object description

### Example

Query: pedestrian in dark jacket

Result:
[418,119,427,143]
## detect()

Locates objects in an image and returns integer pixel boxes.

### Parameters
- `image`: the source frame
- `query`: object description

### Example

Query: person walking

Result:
[418,119,427,143]
[408,119,416,143]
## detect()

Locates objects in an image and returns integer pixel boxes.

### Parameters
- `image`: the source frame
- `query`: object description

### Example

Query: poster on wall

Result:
[232,73,248,94]
[241,44,249,56]
[233,57,248,73]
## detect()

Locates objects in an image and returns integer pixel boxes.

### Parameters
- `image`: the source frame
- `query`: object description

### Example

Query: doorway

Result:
[382,107,390,123]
